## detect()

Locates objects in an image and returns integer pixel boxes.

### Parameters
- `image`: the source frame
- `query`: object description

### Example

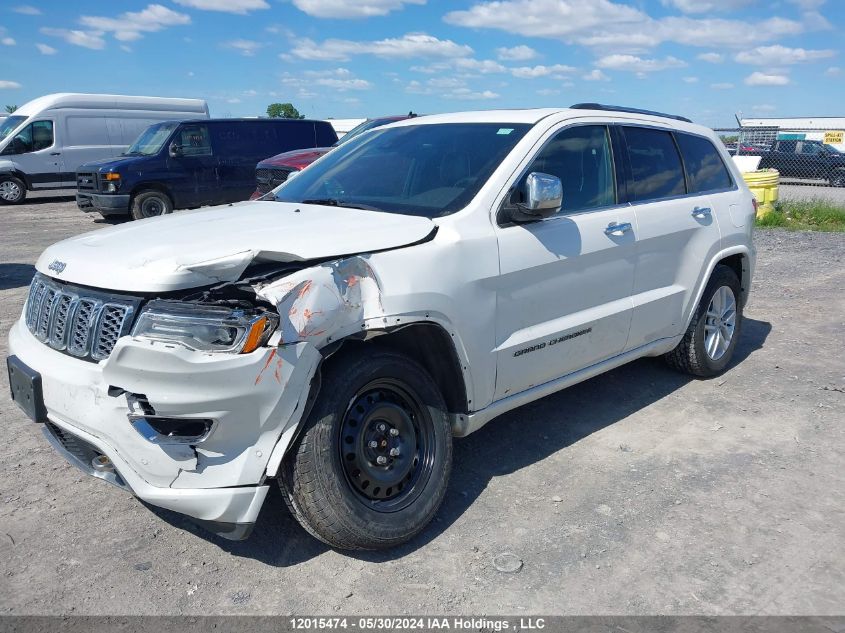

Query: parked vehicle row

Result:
[0,93,209,204]
[251,113,417,199]
[757,139,845,186]
[7,103,756,551]
[75,118,337,220]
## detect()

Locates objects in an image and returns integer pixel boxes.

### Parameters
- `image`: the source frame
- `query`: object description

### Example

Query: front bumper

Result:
[8,318,320,539]
[76,192,130,215]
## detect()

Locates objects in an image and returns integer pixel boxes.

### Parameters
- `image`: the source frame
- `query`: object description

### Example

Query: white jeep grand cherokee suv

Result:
[7,104,756,550]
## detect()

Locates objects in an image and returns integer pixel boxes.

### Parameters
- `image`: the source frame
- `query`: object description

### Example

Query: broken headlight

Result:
[131,300,278,354]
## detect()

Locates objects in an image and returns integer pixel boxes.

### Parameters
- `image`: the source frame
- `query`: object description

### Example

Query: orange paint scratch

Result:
[255,348,277,385]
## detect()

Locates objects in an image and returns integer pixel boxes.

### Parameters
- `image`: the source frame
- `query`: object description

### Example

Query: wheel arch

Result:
[685,245,753,332]
[129,182,174,208]
[325,321,471,416]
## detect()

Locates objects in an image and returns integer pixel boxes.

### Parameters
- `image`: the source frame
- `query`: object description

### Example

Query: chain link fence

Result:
[714,126,845,188]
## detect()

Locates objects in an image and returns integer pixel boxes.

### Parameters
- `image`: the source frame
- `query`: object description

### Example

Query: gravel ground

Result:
[0,193,843,616]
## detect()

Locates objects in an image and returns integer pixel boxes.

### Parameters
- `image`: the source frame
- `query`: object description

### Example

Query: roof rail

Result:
[570,103,692,123]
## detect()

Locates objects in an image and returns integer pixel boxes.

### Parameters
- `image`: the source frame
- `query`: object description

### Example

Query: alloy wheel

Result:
[704,285,737,361]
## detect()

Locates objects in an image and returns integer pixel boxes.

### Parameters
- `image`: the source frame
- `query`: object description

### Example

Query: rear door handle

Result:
[50,152,61,156]
[692,206,712,218]
[605,221,632,235]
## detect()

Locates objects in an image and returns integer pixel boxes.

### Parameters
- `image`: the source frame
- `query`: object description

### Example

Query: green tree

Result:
[266,103,304,119]
[5,105,18,113]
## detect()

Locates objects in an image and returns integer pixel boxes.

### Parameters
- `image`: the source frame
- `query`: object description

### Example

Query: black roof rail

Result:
[570,103,692,123]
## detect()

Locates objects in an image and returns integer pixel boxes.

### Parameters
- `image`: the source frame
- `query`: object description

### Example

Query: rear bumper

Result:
[76,192,130,215]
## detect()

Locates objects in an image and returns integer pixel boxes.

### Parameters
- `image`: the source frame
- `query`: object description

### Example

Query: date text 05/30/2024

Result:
[289,617,547,630]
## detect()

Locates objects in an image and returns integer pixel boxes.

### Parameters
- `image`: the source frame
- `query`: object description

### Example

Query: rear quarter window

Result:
[623,126,686,202]
[675,132,733,193]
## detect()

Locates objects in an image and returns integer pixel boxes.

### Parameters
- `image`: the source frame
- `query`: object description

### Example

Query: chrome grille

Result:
[255,167,294,193]
[25,274,135,362]
[76,172,98,192]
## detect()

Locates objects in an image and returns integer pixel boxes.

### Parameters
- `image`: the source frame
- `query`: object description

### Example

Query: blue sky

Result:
[1,0,843,127]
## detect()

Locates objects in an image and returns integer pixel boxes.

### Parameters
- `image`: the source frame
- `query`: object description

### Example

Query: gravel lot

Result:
[1,192,843,616]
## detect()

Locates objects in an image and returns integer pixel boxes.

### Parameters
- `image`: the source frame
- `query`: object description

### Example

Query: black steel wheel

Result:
[339,379,436,512]
[280,347,452,550]
[131,189,173,220]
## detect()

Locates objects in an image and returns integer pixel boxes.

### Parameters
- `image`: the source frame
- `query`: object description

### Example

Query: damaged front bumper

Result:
[8,318,320,540]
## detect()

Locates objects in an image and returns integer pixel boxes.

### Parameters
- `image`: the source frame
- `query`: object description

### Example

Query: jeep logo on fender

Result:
[48,259,66,274]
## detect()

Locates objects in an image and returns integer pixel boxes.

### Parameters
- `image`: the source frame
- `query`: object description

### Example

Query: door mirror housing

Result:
[506,172,563,223]
[168,143,183,158]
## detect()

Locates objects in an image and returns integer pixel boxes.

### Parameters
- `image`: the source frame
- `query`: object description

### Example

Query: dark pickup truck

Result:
[758,139,845,187]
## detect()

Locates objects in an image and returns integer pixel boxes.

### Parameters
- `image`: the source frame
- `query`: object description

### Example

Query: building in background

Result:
[740,116,845,151]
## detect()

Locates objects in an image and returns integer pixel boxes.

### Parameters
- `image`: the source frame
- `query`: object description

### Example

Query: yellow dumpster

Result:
[742,169,779,218]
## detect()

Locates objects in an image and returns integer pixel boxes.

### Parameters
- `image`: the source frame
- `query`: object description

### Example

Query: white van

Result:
[0,93,209,204]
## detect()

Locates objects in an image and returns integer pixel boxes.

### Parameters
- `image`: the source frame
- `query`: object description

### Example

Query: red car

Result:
[251,114,417,199]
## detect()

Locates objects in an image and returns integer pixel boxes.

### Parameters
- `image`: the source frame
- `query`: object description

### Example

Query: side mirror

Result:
[168,143,183,158]
[508,172,562,223]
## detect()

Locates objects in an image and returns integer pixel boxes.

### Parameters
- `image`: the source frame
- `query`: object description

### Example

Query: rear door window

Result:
[675,132,733,193]
[623,126,686,201]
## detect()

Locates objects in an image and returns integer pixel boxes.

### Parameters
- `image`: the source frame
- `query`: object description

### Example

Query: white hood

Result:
[35,201,436,292]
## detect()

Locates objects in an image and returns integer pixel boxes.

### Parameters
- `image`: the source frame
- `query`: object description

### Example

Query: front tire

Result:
[280,348,452,550]
[131,189,173,220]
[0,175,26,204]
[829,169,845,188]
[665,265,743,377]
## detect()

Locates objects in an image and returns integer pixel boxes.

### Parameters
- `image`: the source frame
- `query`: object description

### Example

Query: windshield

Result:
[0,115,26,142]
[125,121,179,156]
[274,122,531,218]
[333,118,398,147]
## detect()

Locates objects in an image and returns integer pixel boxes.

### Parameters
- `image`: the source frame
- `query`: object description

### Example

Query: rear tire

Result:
[131,189,173,220]
[0,175,26,204]
[280,348,452,550]
[665,265,743,377]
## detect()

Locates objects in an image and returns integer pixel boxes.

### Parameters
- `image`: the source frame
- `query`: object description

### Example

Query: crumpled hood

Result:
[35,201,436,292]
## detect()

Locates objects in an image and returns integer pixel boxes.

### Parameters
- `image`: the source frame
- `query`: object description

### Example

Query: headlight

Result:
[102,172,120,192]
[131,300,278,354]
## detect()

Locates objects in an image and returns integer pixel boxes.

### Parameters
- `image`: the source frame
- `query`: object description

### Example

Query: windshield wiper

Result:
[300,198,383,212]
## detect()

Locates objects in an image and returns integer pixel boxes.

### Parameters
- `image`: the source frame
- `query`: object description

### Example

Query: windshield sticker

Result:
[497,128,514,135]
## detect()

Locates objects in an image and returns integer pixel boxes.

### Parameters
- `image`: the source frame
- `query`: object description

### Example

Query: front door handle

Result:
[692,206,712,219]
[50,152,61,156]
[605,221,632,235]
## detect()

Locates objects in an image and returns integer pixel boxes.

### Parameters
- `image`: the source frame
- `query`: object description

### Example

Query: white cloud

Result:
[79,4,190,42]
[683,76,699,83]
[698,52,724,63]
[661,0,753,13]
[35,43,57,55]
[536,88,560,95]
[752,104,776,112]
[292,0,425,18]
[40,28,106,50]
[223,39,263,56]
[583,69,610,81]
[744,71,790,85]
[173,0,269,14]
[496,45,537,61]
[281,68,373,93]
[120,45,132,52]
[1,37,15,46]
[227,97,242,104]
[0,80,22,89]
[290,32,472,61]
[596,54,686,72]
[735,44,835,65]
[12,5,41,15]
[710,82,734,89]
[824,66,841,76]
[445,0,804,51]
[405,77,499,100]
[788,0,825,8]
[510,63,575,78]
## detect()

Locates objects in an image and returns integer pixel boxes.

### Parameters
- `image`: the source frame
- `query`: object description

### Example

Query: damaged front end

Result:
[8,251,389,540]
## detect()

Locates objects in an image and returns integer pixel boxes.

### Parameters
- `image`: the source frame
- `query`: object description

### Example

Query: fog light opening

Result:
[129,415,214,445]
